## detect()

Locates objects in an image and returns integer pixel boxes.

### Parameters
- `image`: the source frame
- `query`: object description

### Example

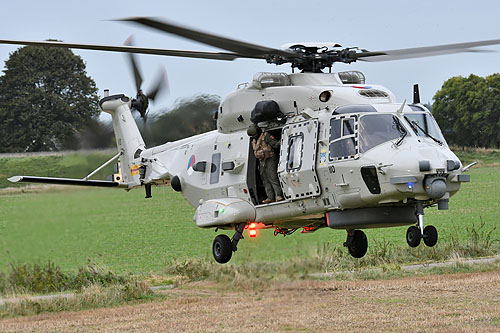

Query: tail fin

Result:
[99,94,145,188]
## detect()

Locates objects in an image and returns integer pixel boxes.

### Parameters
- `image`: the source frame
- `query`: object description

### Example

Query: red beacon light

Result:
[248,222,257,237]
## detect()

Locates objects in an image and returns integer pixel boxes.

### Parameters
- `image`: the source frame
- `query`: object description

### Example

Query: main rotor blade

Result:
[353,38,500,62]
[0,39,250,61]
[120,17,296,59]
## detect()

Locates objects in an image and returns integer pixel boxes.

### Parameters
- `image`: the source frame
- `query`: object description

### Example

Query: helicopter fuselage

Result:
[103,71,468,235]
[10,70,470,263]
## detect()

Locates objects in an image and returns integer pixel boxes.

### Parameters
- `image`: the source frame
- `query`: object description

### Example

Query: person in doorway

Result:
[247,123,284,204]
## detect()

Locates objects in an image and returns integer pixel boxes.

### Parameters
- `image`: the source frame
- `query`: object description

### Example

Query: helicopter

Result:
[3,17,498,263]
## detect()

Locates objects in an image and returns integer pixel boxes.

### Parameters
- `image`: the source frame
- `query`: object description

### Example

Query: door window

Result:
[287,133,304,171]
[210,153,221,184]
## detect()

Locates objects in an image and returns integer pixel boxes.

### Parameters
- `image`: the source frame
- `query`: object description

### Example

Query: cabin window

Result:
[329,116,358,160]
[210,153,221,184]
[287,133,304,171]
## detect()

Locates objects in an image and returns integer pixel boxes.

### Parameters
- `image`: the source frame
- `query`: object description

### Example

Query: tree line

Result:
[432,73,500,148]
[0,45,499,151]
[0,45,218,153]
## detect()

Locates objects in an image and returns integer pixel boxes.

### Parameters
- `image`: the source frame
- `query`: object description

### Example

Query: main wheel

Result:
[406,226,421,247]
[348,230,368,258]
[423,225,438,247]
[212,234,233,264]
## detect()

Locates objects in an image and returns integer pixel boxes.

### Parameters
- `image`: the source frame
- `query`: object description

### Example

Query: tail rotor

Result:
[124,35,169,123]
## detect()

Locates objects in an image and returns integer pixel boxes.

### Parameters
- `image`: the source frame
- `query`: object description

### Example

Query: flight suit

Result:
[252,131,283,202]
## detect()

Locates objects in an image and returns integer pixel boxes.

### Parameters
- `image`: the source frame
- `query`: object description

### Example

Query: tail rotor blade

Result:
[124,35,143,92]
[124,36,169,123]
[147,67,169,101]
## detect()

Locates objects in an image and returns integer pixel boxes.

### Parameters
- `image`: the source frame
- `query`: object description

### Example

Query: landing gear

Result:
[406,226,421,247]
[344,230,368,258]
[405,202,438,248]
[212,223,246,264]
[212,235,232,264]
[423,225,438,247]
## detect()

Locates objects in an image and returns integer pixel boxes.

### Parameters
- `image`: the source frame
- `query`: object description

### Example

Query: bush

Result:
[0,261,127,295]
[0,282,154,318]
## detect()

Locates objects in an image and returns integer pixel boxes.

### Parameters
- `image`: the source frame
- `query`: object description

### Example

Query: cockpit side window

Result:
[358,114,402,153]
[329,116,358,160]
[343,119,355,136]
[331,119,342,141]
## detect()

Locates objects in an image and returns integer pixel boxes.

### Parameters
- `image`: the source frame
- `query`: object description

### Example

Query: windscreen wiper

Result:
[393,115,407,146]
[404,116,419,134]
[404,116,443,145]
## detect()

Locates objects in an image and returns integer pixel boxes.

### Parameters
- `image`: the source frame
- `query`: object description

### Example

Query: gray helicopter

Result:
[4,18,495,263]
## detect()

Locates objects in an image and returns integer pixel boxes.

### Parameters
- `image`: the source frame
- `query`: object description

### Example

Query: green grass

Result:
[0,149,499,274]
[0,165,499,274]
[0,281,155,318]
[0,152,116,189]
[453,146,500,166]
[0,261,128,295]
[0,186,197,273]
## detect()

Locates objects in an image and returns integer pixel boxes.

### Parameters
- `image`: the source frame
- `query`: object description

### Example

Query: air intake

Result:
[358,89,389,98]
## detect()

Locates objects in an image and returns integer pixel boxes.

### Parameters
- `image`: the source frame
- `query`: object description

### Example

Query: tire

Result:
[348,230,368,258]
[406,226,421,247]
[212,234,233,264]
[423,225,438,247]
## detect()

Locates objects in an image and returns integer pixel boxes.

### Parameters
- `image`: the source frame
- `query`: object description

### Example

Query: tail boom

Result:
[99,94,147,188]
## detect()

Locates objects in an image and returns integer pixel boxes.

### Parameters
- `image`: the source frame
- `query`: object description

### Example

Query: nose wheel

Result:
[422,225,438,247]
[406,226,421,247]
[406,202,438,248]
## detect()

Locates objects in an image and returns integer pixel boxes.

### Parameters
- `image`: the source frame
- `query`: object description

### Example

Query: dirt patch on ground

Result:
[1,270,500,332]
[0,184,76,195]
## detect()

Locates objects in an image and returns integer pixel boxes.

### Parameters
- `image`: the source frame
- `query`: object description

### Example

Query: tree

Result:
[432,73,500,148]
[0,43,99,152]
[146,94,219,146]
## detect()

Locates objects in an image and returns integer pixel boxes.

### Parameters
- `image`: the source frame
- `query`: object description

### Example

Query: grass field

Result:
[1,161,499,274]
[0,149,498,272]
[0,152,116,189]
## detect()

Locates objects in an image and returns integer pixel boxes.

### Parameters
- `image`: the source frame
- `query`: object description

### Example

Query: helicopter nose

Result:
[378,141,464,201]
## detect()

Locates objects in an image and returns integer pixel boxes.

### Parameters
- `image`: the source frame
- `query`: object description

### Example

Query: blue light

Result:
[407,182,414,190]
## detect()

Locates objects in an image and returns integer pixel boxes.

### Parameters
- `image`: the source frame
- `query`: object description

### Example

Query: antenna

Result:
[397,99,406,115]
[413,84,421,104]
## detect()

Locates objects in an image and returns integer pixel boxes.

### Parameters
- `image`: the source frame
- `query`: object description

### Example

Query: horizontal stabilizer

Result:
[8,176,121,188]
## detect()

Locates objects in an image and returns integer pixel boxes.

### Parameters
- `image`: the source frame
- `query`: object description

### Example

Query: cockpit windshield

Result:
[330,111,447,158]
[404,113,446,145]
[358,114,402,153]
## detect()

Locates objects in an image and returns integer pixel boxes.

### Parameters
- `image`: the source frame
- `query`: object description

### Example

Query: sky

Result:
[0,0,499,118]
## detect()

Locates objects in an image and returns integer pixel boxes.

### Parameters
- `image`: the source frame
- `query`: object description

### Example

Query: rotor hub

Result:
[266,45,369,72]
